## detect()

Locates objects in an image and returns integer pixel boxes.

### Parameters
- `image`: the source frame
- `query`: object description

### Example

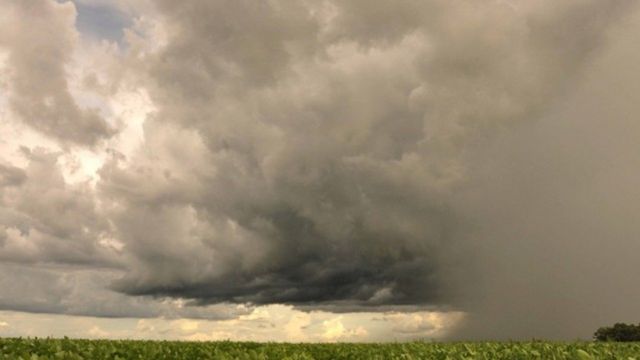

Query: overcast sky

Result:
[0,0,639,341]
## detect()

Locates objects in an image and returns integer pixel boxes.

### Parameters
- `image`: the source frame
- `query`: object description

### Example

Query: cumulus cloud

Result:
[0,148,114,266]
[101,0,635,313]
[0,0,114,146]
[0,0,639,341]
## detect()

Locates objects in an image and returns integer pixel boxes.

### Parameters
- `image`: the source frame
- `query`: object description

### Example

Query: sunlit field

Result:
[1,338,639,359]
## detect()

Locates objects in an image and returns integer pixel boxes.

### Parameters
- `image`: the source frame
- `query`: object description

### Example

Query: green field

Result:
[1,338,639,359]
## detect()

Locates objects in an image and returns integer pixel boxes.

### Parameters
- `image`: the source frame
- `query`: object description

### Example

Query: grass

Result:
[1,337,640,359]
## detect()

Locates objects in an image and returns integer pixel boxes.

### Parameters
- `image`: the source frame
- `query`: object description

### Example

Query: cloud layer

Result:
[0,0,639,340]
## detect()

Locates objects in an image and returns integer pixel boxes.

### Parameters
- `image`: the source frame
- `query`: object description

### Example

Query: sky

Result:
[0,0,639,342]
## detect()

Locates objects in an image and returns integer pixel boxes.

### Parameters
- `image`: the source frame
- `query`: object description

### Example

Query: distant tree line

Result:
[594,323,640,342]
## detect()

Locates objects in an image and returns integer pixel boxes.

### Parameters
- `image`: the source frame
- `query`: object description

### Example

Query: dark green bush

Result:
[594,323,640,342]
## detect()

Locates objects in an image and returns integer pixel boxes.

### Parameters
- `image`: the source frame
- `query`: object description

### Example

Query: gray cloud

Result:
[0,164,26,187]
[0,0,114,146]
[0,0,638,340]
[0,262,246,320]
[0,148,115,266]
[99,0,636,315]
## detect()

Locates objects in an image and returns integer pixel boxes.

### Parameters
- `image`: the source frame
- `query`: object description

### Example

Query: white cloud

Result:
[322,316,368,342]
[88,325,110,338]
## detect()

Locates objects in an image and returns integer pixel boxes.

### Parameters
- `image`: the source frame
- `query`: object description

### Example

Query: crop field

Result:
[1,338,640,360]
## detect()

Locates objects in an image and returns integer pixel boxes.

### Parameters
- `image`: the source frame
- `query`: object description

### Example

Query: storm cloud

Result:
[0,0,639,340]
[104,0,633,307]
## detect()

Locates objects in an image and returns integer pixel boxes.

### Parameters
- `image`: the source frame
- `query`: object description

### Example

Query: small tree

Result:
[594,323,640,342]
